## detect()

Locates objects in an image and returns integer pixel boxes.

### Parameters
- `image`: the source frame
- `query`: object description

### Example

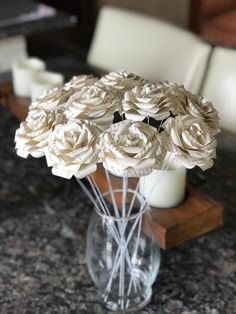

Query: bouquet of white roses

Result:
[14,71,220,312]
[15,71,219,180]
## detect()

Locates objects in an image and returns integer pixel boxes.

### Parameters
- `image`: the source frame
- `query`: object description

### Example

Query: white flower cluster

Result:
[15,71,220,179]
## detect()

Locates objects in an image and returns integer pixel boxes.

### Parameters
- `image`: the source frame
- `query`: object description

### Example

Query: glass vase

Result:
[86,189,160,312]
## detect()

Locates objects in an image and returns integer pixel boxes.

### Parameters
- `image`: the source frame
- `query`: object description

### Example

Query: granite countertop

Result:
[0,106,236,314]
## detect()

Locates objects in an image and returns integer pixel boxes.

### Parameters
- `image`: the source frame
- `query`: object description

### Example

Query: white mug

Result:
[12,58,46,97]
[30,71,64,101]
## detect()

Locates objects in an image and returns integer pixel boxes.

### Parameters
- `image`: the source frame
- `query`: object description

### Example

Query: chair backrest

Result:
[201,46,236,134]
[87,6,212,93]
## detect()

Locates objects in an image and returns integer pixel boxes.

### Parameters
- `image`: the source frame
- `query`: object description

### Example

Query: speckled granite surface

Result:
[0,107,236,314]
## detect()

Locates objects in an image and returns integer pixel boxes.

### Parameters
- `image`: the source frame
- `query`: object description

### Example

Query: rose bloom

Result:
[121,81,189,122]
[185,93,220,136]
[169,89,220,136]
[100,120,160,177]
[15,109,64,158]
[96,71,148,93]
[45,120,101,179]
[122,83,174,121]
[31,86,74,112]
[65,85,120,130]
[162,115,217,170]
[64,74,98,90]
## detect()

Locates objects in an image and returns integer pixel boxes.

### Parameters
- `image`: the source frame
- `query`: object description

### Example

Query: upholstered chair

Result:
[87,6,212,93]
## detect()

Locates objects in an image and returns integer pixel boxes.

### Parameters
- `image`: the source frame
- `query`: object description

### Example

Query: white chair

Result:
[87,6,212,94]
[201,47,236,134]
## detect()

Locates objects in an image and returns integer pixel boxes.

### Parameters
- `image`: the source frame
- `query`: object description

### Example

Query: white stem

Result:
[118,172,129,308]
[126,214,143,307]
[89,171,139,296]
[127,178,140,218]
[104,168,120,218]
[76,178,127,263]
[122,173,127,217]
[157,119,163,132]
[104,210,141,296]
[79,177,127,263]
[105,186,145,298]
[77,174,142,305]
[75,178,101,212]
[104,170,137,282]
[89,176,111,216]
[120,245,125,309]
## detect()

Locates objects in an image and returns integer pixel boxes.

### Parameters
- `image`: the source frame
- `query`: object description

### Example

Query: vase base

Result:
[101,287,152,312]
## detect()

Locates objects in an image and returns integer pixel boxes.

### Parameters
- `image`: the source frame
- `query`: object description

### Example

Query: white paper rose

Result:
[96,71,147,93]
[31,86,74,112]
[65,85,120,130]
[176,92,220,135]
[45,120,101,179]
[64,74,98,90]
[153,82,189,117]
[162,115,217,170]
[100,120,160,177]
[122,83,175,121]
[15,109,64,158]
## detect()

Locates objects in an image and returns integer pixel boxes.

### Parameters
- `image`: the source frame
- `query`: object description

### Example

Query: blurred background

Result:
[27,0,236,57]
[1,0,236,132]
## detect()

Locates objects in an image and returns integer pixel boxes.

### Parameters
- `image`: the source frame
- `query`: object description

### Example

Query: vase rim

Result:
[94,188,150,221]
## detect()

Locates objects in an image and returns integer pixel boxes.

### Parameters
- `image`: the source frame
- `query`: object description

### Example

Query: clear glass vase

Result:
[86,189,161,312]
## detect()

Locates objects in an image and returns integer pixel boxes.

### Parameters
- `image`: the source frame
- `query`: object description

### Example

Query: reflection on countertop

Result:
[0,107,236,313]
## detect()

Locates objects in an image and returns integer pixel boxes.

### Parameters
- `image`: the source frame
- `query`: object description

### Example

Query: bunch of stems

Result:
[76,152,173,310]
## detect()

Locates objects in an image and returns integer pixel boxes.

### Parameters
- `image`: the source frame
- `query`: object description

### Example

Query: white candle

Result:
[139,165,187,208]
[30,71,64,101]
[12,58,46,97]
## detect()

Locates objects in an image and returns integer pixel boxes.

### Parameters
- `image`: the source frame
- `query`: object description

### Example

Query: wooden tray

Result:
[8,94,30,121]
[0,82,29,120]
[5,88,224,250]
[0,81,13,107]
